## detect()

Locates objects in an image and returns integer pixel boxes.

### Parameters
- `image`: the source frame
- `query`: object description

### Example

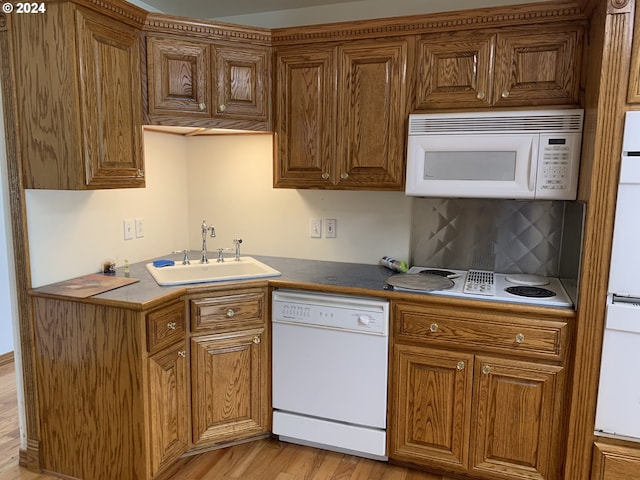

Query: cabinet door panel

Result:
[471,357,564,480]
[191,329,267,446]
[214,47,268,119]
[274,48,336,187]
[390,344,473,472]
[337,40,407,189]
[147,37,211,116]
[76,7,144,188]
[416,32,494,109]
[148,341,189,477]
[493,26,582,107]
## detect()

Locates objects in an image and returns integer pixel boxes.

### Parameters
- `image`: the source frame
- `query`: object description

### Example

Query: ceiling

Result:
[133,0,549,24]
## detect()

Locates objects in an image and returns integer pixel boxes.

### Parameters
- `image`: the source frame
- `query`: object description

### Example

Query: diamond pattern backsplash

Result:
[410,198,582,277]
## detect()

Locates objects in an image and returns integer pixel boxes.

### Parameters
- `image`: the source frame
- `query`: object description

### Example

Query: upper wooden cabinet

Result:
[146,35,270,129]
[10,3,145,189]
[274,39,407,190]
[416,24,583,110]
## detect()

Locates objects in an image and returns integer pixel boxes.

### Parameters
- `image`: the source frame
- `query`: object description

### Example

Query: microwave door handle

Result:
[528,138,539,192]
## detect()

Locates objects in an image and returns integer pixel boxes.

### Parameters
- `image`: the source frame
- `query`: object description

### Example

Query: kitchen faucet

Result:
[201,220,216,263]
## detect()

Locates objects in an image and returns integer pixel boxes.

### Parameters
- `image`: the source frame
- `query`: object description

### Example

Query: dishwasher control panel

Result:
[272,289,389,335]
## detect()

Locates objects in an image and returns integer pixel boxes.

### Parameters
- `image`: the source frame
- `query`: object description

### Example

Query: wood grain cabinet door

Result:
[274,47,337,188]
[147,341,190,478]
[337,39,407,189]
[390,344,473,473]
[471,356,565,480]
[191,328,268,447]
[493,25,583,107]
[415,31,495,109]
[75,7,145,188]
[147,36,211,117]
[214,46,269,120]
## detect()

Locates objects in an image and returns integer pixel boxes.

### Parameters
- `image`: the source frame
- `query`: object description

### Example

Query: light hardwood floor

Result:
[0,362,442,480]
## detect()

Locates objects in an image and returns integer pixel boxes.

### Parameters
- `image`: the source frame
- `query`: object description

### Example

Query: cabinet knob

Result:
[167,322,177,330]
[198,102,206,111]
[226,309,235,318]
[136,169,145,178]
[178,351,186,358]
[482,364,491,375]
[219,104,226,112]
[516,333,525,344]
[252,336,261,344]
[477,91,485,100]
[429,323,438,332]
[321,172,330,180]
[501,90,510,98]
[457,361,465,370]
[340,172,349,180]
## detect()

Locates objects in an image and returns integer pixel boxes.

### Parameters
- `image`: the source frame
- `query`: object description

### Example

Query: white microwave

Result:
[405,109,584,199]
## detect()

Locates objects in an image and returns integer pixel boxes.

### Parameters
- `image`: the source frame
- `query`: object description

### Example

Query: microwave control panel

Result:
[536,133,581,199]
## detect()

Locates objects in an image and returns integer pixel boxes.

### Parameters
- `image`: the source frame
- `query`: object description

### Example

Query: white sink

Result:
[146,256,281,286]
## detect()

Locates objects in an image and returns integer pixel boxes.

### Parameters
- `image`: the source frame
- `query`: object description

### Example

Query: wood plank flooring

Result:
[0,362,443,480]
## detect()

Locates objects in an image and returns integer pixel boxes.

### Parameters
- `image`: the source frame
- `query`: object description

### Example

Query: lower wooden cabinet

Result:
[147,340,190,477]
[389,300,572,480]
[189,287,270,449]
[591,442,640,480]
[191,328,268,447]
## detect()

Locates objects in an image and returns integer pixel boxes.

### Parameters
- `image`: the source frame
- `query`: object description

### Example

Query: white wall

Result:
[25,132,413,288]
[26,131,190,287]
[186,134,412,264]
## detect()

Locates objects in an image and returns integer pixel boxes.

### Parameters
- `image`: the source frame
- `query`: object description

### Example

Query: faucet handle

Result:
[173,249,190,265]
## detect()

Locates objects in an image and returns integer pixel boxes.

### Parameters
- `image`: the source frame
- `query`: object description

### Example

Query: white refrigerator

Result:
[595,111,640,440]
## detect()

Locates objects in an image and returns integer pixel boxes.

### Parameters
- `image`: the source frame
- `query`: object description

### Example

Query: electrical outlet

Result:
[325,219,337,238]
[310,218,322,238]
[123,219,134,240]
[135,218,144,238]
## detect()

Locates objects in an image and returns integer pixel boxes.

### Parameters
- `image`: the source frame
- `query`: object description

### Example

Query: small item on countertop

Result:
[152,259,175,268]
[386,273,454,292]
[379,256,408,273]
[102,260,116,275]
[124,259,130,278]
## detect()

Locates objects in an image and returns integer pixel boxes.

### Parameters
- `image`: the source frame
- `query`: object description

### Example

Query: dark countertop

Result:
[30,252,576,318]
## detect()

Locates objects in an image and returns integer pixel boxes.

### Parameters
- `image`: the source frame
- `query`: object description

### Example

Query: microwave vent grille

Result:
[409,110,584,135]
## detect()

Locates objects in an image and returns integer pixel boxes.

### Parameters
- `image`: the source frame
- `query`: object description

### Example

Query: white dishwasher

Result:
[271,289,389,460]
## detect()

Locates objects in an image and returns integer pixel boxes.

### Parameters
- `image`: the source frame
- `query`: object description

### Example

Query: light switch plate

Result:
[123,219,134,240]
[325,219,336,238]
[310,218,322,238]
[135,218,144,238]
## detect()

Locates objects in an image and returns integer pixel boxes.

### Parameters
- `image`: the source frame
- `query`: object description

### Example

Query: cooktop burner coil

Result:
[419,269,456,277]
[505,286,557,298]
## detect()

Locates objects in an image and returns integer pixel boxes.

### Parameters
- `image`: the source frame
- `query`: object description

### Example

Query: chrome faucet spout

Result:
[200,220,216,263]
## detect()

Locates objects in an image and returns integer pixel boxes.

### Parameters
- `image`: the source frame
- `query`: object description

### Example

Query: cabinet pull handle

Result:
[322,172,330,180]
[219,104,227,112]
[167,322,177,330]
[178,351,186,358]
[516,333,525,344]
[501,90,510,98]
[482,365,491,375]
[340,172,349,180]
[136,169,145,178]
[198,102,206,111]
[477,91,485,100]
[457,361,465,370]
[226,309,235,318]
[252,336,261,344]
[429,323,438,332]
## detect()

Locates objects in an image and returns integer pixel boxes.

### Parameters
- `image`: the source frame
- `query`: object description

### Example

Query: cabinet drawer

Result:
[146,300,186,353]
[592,442,640,480]
[191,290,265,333]
[395,304,568,359]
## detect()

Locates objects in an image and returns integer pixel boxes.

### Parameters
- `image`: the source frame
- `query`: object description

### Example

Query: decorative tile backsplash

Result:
[410,198,585,280]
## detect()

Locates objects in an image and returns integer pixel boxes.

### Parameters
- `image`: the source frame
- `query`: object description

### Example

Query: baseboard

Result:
[0,351,14,367]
